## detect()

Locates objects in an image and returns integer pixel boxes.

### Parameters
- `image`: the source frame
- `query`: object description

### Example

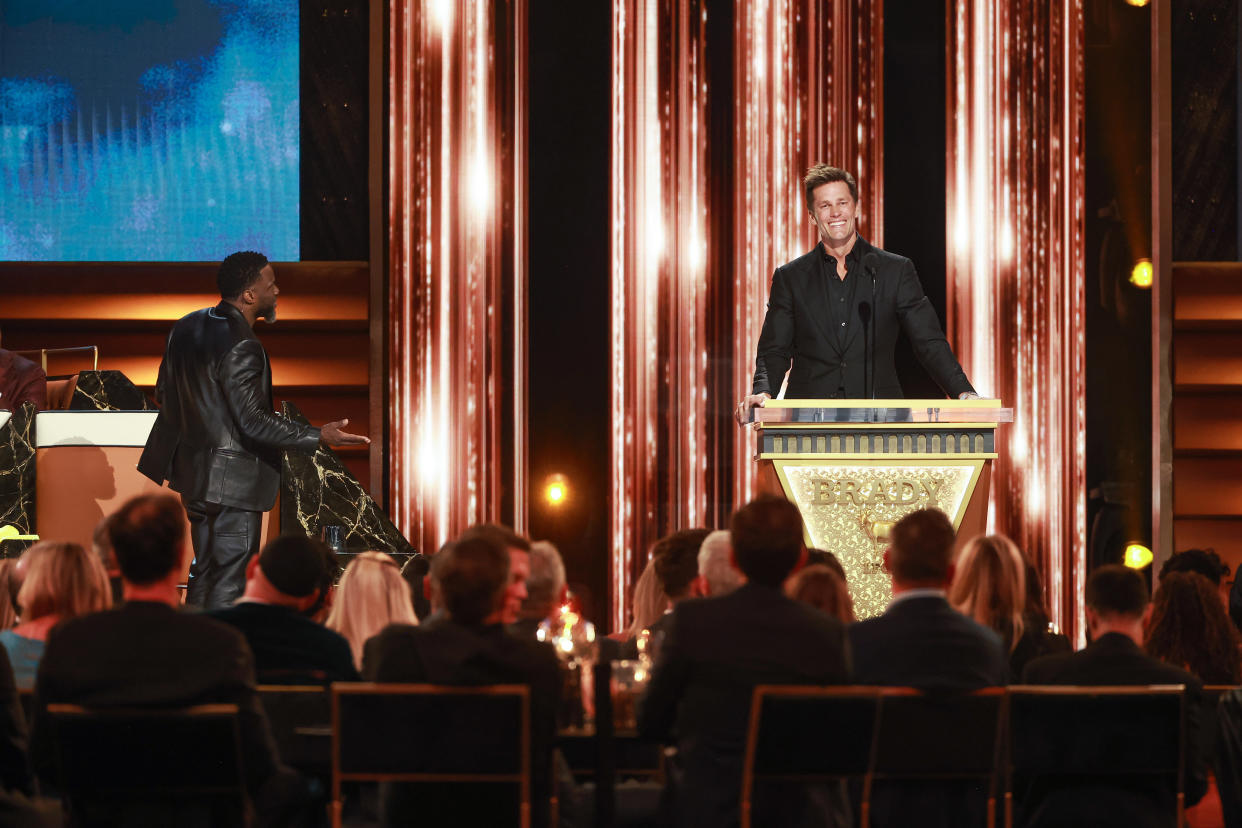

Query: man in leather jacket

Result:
[138,251,368,609]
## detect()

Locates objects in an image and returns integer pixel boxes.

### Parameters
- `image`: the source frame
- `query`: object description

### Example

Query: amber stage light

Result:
[946,0,1086,643]
[1130,259,1154,289]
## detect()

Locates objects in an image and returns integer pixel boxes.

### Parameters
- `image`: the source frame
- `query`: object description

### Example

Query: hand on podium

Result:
[735,393,771,426]
[320,419,371,447]
[958,392,981,400]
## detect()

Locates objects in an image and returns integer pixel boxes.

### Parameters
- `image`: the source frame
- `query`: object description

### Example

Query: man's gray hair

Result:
[523,540,567,613]
[698,530,743,597]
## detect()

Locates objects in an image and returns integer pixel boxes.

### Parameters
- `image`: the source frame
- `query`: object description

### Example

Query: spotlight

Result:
[1123,543,1153,569]
[1130,259,1153,289]
[544,473,569,507]
[1123,0,1149,6]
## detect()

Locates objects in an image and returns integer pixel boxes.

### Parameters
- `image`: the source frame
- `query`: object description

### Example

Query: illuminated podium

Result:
[752,399,1013,619]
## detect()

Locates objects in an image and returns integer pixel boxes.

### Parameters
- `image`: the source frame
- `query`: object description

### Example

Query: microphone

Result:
[860,253,880,399]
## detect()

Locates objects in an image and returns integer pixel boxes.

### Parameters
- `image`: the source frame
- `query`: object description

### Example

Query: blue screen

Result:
[0,0,299,261]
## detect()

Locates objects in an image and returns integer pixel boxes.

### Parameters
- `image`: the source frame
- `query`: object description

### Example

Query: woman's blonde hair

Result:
[326,551,418,669]
[625,555,669,640]
[949,534,1026,652]
[18,541,111,622]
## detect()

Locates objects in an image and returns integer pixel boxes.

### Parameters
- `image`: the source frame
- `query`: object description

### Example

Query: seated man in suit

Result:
[1019,564,1207,827]
[209,535,358,684]
[849,508,1007,689]
[848,508,1007,828]
[363,529,561,828]
[31,493,304,826]
[510,540,569,641]
[638,495,852,828]
[619,528,711,659]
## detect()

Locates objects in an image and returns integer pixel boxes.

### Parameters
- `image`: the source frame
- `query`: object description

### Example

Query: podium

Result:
[752,399,1013,619]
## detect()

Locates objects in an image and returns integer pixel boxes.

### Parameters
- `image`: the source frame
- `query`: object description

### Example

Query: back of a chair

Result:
[741,686,880,828]
[46,703,246,820]
[257,684,332,773]
[872,687,1006,779]
[1006,685,1186,827]
[331,683,531,828]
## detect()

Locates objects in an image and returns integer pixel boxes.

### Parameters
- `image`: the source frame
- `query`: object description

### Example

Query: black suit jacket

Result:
[0,644,32,796]
[638,583,852,828]
[849,594,1008,690]
[138,301,319,511]
[752,237,974,399]
[363,618,562,827]
[30,601,283,795]
[1020,631,1208,820]
[208,602,359,684]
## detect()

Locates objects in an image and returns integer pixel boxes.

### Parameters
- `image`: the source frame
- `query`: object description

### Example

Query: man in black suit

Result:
[1019,564,1207,826]
[736,165,977,423]
[847,508,1006,828]
[638,496,852,828]
[0,325,46,412]
[849,508,1007,689]
[209,535,358,683]
[362,529,560,827]
[31,493,303,825]
[138,251,368,609]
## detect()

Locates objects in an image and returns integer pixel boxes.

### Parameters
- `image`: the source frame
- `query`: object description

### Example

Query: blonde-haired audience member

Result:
[950,533,1068,678]
[623,555,669,642]
[0,540,111,686]
[326,551,418,670]
[786,563,855,623]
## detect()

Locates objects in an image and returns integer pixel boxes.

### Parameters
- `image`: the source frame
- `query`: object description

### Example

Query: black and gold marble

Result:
[69,370,157,411]
[0,402,37,557]
[279,402,414,555]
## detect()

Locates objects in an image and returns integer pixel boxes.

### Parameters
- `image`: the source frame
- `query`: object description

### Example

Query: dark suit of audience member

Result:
[1008,612,1071,680]
[639,496,852,828]
[1212,687,1242,828]
[208,535,358,684]
[30,493,302,827]
[0,644,33,797]
[362,533,560,828]
[1019,565,1208,828]
[848,509,1006,828]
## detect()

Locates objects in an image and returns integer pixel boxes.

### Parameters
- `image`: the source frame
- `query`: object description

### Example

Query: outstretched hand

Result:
[321,419,371,446]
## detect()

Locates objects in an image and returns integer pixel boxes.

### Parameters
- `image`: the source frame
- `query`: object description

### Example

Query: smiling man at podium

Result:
[735,165,978,424]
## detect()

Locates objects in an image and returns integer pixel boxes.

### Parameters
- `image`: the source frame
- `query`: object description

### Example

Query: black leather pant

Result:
[181,497,261,609]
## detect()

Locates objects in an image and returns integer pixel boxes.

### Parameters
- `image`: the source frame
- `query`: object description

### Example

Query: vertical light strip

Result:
[388,0,527,557]
[946,0,1085,643]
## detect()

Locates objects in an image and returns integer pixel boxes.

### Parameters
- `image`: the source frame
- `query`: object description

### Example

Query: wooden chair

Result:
[1005,685,1186,828]
[740,686,881,828]
[868,687,1007,828]
[45,702,247,825]
[256,684,332,774]
[331,682,532,828]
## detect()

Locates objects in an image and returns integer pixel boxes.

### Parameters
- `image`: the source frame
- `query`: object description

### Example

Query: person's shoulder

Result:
[1020,648,1079,683]
[859,239,912,269]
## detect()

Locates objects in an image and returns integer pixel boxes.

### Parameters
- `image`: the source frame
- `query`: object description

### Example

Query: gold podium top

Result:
[751,398,1013,425]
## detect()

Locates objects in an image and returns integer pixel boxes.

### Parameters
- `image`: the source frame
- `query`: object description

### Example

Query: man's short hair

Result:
[1086,564,1149,618]
[522,540,566,614]
[259,535,330,598]
[1159,548,1229,586]
[653,529,711,599]
[803,164,859,210]
[888,508,956,583]
[730,496,804,587]
[107,494,185,586]
[439,534,511,625]
[217,251,269,300]
[698,530,743,597]
[458,522,532,553]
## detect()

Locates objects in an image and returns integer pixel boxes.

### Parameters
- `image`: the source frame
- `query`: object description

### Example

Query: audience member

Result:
[805,547,846,580]
[0,562,18,632]
[695,529,744,598]
[325,551,418,671]
[786,563,854,623]
[621,556,667,641]
[1160,548,1229,592]
[851,509,1007,689]
[209,535,358,683]
[1145,571,1242,685]
[1014,550,1071,673]
[0,541,110,687]
[0,643,57,828]
[91,514,124,606]
[620,529,710,658]
[639,495,851,828]
[949,534,1067,677]
[848,509,1006,828]
[1022,565,1208,825]
[457,523,531,625]
[512,540,568,640]
[398,552,431,620]
[363,531,560,827]
[31,493,303,825]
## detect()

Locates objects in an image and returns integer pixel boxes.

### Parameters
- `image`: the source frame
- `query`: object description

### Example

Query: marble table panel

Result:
[0,402,37,556]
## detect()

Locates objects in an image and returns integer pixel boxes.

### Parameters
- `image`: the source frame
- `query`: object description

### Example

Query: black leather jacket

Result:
[138,301,320,510]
